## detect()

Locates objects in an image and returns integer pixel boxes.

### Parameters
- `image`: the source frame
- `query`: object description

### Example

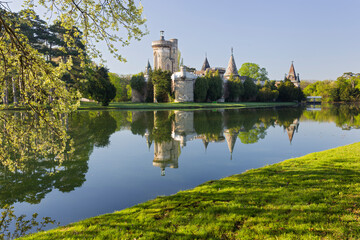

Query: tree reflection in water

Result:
[1,105,360,203]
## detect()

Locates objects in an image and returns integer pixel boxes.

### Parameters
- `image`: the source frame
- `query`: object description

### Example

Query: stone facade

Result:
[171,66,197,102]
[152,31,179,73]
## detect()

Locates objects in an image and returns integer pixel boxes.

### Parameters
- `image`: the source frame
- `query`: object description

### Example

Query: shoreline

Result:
[1,102,298,112]
[77,101,298,111]
[22,142,360,239]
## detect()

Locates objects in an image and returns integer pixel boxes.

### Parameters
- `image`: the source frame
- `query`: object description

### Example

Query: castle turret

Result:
[224,128,239,160]
[224,48,240,80]
[201,56,210,71]
[144,60,151,81]
[152,31,179,73]
[286,62,301,87]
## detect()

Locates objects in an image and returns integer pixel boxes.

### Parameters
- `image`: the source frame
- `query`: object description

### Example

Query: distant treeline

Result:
[130,69,305,103]
[304,72,360,102]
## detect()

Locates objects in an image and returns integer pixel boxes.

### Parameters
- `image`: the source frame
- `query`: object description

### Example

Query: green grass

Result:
[79,101,297,110]
[22,142,360,239]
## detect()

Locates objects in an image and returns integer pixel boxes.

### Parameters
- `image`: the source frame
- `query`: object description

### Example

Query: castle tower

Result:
[224,48,240,80]
[286,62,300,87]
[151,31,179,73]
[153,139,180,176]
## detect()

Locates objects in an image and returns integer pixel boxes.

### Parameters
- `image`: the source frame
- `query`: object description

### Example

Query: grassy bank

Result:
[78,101,297,110]
[22,142,360,239]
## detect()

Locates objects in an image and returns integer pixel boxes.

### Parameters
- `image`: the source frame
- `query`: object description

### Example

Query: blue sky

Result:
[9,0,360,80]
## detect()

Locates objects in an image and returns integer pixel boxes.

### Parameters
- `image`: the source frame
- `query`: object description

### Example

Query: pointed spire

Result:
[224,129,239,159]
[286,126,295,144]
[287,61,297,82]
[146,59,151,70]
[145,132,152,151]
[224,47,239,79]
[202,139,209,151]
[201,55,210,71]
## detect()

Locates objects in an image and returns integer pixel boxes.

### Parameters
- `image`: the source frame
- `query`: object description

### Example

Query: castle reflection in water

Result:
[133,110,300,176]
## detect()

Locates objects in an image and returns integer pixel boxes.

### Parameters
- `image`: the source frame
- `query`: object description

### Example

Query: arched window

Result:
[166,64,170,71]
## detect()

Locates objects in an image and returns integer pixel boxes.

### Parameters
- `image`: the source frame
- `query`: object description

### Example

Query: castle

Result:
[135,31,301,103]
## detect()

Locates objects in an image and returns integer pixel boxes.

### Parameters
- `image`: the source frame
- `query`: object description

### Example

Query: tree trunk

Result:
[12,77,18,105]
[3,78,9,105]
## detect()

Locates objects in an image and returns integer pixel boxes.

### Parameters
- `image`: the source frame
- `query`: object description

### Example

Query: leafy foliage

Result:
[194,76,208,102]
[130,72,146,94]
[86,66,116,106]
[277,79,304,102]
[109,73,131,102]
[239,62,269,82]
[303,73,360,102]
[152,69,172,103]
[206,70,223,101]
[0,205,57,239]
[226,74,243,102]
[242,77,258,101]
[145,70,154,102]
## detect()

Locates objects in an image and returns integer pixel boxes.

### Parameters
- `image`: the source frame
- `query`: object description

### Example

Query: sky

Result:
[8,0,360,80]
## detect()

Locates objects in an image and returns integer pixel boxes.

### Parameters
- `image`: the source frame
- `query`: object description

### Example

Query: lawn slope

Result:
[22,142,360,239]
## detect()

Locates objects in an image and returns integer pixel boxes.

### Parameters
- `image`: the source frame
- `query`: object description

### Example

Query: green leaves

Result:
[239,63,269,82]
[20,0,148,62]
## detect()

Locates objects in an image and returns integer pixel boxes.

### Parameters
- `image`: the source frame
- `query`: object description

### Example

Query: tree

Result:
[239,63,269,82]
[109,73,131,102]
[152,69,172,102]
[194,76,208,102]
[242,77,258,101]
[87,66,116,106]
[206,70,223,101]
[130,72,146,95]
[145,70,154,102]
[226,74,243,102]
[277,79,304,102]
[0,0,147,111]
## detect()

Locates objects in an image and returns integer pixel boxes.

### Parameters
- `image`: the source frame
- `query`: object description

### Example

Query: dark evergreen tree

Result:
[194,76,208,102]
[226,74,243,102]
[242,77,258,101]
[152,69,172,102]
[206,70,223,101]
[87,67,116,106]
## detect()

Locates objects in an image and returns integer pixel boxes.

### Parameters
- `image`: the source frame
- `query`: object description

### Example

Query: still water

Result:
[1,104,360,230]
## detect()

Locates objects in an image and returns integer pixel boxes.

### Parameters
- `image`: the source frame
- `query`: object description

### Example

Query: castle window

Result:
[166,64,170,71]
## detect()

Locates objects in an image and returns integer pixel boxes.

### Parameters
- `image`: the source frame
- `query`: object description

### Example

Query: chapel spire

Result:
[224,47,239,79]
[201,54,210,71]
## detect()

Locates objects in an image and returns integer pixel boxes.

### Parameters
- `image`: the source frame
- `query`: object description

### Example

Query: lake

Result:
[1,104,360,231]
